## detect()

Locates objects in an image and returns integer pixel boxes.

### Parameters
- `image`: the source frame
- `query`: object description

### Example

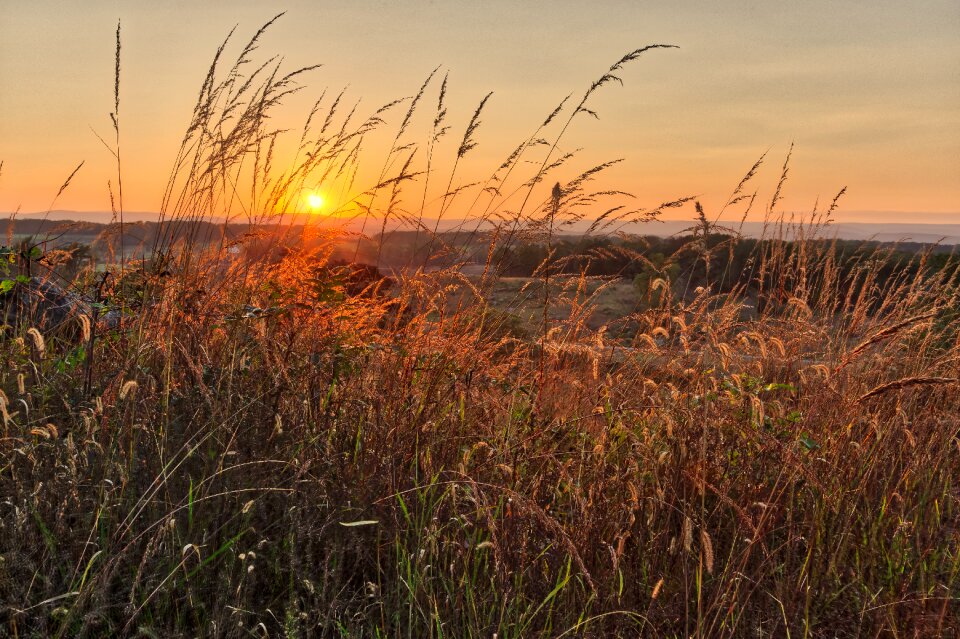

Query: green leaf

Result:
[763,382,796,393]
[339,520,379,527]
[186,530,245,579]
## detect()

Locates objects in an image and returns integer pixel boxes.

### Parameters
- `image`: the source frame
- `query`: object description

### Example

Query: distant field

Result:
[485,276,643,332]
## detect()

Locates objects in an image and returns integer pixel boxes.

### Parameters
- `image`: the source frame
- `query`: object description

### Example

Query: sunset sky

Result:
[1,0,958,224]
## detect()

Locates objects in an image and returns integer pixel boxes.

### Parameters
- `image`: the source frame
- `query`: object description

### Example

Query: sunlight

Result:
[306,191,325,212]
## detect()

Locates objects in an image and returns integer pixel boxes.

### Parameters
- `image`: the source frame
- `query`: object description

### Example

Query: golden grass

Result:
[0,15,958,638]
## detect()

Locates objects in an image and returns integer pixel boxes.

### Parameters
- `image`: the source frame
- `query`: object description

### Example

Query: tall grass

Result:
[1,17,958,638]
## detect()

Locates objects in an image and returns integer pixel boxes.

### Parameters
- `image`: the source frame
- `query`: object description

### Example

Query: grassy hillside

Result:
[1,18,958,638]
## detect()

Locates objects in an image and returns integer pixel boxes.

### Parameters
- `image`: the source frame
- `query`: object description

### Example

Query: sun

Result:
[306,192,325,212]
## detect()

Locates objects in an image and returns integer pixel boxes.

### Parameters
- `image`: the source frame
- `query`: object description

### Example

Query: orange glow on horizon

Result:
[0,5,956,223]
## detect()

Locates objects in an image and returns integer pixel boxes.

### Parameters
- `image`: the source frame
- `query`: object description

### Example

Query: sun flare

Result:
[306,192,325,212]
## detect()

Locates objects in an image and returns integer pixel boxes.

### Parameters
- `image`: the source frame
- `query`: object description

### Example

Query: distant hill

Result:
[4,210,170,224]
[4,211,958,246]
[626,220,960,245]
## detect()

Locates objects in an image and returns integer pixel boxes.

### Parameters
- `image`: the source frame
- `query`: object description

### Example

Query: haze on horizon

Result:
[1,0,958,224]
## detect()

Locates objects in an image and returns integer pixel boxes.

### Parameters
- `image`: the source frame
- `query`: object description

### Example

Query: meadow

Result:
[1,18,958,637]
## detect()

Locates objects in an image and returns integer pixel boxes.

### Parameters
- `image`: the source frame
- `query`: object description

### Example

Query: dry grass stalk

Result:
[700,529,715,575]
[837,311,938,372]
[119,380,139,400]
[26,327,45,356]
[651,578,664,600]
[856,377,958,404]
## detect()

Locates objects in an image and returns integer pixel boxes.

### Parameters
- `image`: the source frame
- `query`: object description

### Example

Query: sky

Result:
[1,0,958,224]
